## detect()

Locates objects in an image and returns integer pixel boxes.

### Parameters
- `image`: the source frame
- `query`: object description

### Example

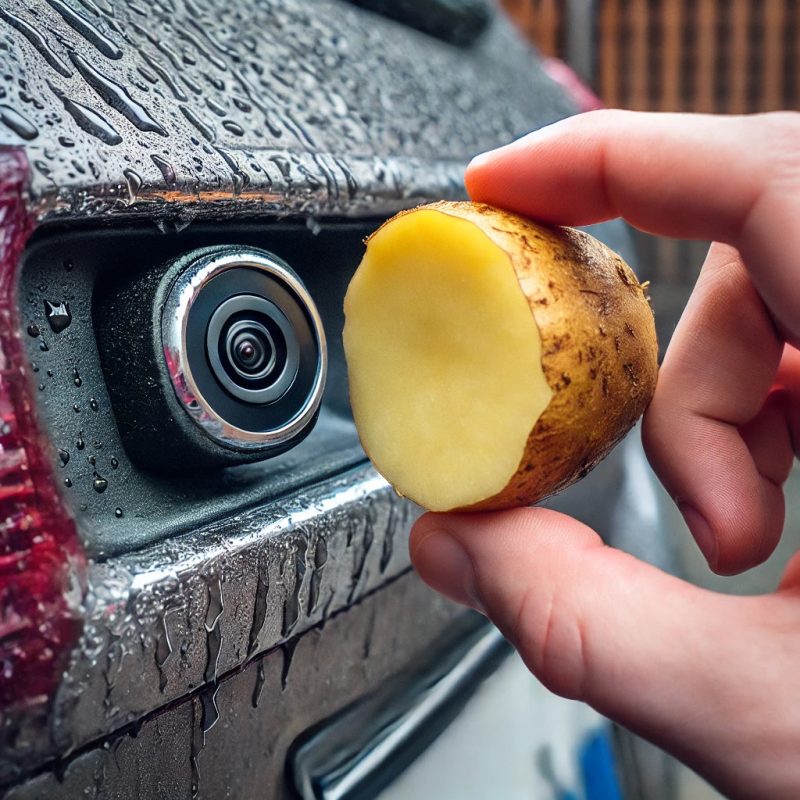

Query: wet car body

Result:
[0,1,676,797]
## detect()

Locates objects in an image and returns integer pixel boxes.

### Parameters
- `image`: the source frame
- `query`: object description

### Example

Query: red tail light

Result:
[0,149,85,711]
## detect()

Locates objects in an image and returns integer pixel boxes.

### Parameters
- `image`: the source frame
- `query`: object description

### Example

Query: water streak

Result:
[46,0,122,59]
[307,534,327,614]
[49,81,121,145]
[70,52,167,135]
[154,611,173,692]
[280,638,298,691]
[247,550,269,657]
[0,10,72,77]
[203,576,223,683]
[251,660,266,708]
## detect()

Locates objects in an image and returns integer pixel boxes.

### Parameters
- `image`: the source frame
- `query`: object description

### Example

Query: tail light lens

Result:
[0,149,85,712]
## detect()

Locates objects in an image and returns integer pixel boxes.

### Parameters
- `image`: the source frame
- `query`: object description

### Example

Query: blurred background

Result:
[497,3,799,798]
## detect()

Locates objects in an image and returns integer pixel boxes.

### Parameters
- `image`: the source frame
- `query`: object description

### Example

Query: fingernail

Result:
[679,503,718,570]
[411,531,484,613]
[467,150,496,172]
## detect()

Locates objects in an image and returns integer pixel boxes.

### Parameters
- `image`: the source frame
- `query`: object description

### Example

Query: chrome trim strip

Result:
[1,466,417,778]
[291,622,510,800]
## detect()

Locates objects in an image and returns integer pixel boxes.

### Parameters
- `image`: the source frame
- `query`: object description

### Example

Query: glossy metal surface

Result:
[0,0,575,226]
[291,621,510,800]
[5,573,467,800]
[1,465,416,782]
[162,246,327,449]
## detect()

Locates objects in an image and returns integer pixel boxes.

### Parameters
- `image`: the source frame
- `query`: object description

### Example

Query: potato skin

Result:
[421,201,659,511]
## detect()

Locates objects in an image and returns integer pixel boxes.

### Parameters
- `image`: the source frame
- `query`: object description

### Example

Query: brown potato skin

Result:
[420,201,659,512]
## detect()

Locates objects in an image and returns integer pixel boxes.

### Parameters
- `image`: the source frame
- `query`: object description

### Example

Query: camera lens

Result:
[157,246,326,459]
[226,320,275,379]
[205,294,299,404]
[231,328,270,375]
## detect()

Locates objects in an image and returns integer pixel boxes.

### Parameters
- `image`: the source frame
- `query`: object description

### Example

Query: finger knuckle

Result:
[514,584,589,702]
[758,112,800,175]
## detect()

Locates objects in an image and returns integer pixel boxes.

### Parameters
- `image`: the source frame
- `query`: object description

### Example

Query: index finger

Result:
[465,109,800,340]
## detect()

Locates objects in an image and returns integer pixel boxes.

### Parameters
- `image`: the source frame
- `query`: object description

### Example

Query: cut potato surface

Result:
[343,201,658,512]
[344,208,552,511]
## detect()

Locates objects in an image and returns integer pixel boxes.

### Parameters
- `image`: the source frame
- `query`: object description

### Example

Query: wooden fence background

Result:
[501,0,799,113]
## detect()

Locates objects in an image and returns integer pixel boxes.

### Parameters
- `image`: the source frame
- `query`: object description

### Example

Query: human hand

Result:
[410,110,800,799]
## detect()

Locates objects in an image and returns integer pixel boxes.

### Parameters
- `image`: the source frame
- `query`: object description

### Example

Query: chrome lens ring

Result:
[161,246,327,452]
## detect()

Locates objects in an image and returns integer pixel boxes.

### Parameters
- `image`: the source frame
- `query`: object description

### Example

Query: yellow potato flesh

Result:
[343,208,552,511]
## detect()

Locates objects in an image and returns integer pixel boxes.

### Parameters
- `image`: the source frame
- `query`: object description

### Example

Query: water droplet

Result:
[39,340,49,352]
[38,383,45,392]
[76,434,85,450]
[73,403,80,413]
[48,81,123,146]
[58,449,70,467]
[34,160,52,179]
[179,105,214,142]
[46,369,53,378]
[270,155,291,180]
[45,0,123,59]
[30,362,39,372]
[0,104,38,141]
[123,169,142,202]
[114,507,123,518]
[150,154,176,186]
[88,455,96,466]
[58,136,75,148]
[73,367,82,387]
[70,53,167,135]
[205,97,227,117]
[64,477,73,488]
[110,456,119,469]
[89,398,99,411]
[222,120,243,136]
[93,473,108,493]
[64,259,74,272]
[27,324,40,338]
[44,300,72,333]
[140,51,187,101]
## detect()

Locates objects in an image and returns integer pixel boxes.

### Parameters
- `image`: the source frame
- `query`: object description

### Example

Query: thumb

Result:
[409,507,779,795]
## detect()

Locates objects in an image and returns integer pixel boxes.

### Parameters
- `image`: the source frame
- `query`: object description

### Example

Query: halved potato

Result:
[343,201,658,512]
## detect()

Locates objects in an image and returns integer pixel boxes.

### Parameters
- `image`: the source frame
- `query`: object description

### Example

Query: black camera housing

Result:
[94,245,326,471]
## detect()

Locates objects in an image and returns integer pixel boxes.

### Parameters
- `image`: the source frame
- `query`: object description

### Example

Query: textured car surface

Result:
[0,0,574,224]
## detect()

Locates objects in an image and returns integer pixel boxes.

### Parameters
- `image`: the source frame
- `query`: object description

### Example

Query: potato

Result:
[343,201,658,512]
